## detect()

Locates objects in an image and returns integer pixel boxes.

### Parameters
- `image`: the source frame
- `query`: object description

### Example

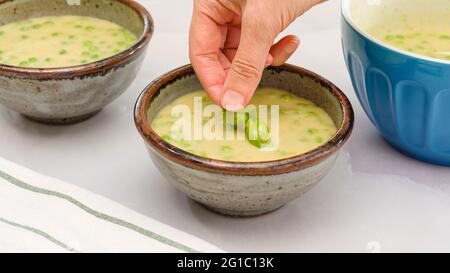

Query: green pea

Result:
[0,50,3,55]
[281,94,293,101]
[307,112,319,118]
[439,35,450,40]
[179,141,191,148]
[201,95,213,106]
[83,40,93,47]
[32,24,42,29]
[28,57,38,63]
[112,49,121,54]
[308,128,318,134]
[446,56,450,60]
[220,146,233,152]
[90,54,99,59]
[278,151,292,157]
[51,32,61,37]
[385,35,395,41]
[68,35,76,39]
[85,26,95,31]
[81,51,90,57]
[395,35,405,39]
[0,31,4,36]
[162,135,171,142]
[415,44,425,50]
[80,60,88,64]
[45,58,52,62]
[315,137,324,144]
[19,61,29,67]
[297,102,312,107]
[20,35,29,40]
[59,49,67,55]
[74,25,83,29]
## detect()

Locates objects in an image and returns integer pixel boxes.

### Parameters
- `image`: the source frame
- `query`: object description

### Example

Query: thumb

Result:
[221,16,275,111]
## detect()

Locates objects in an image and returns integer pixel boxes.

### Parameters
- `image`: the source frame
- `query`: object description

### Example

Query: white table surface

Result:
[1,0,450,253]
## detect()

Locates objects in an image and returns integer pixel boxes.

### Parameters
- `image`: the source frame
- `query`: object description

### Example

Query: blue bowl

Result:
[341,0,450,166]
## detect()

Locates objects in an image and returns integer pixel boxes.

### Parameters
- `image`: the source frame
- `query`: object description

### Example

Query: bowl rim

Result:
[341,0,450,65]
[134,64,354,176]
[0,0,154,79]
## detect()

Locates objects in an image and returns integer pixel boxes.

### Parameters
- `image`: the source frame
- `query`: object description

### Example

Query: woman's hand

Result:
[189,0,326,111]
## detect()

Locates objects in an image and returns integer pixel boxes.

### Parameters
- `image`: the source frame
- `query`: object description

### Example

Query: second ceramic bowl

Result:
[342,0,450,165]
[135,64,354,217]
[0,0,153,124]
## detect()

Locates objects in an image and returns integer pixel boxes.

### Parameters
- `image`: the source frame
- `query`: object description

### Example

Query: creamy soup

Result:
[0,16,137,68]
[350,0,450,61]
[151,88,338,162]
[369,25,450,61]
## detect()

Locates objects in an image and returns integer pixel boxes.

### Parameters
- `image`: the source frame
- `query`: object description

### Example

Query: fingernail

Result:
[285,40,300,53]
[221,90,245,112]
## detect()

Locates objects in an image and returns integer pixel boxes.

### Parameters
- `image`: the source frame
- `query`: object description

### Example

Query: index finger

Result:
[189,2,227,104]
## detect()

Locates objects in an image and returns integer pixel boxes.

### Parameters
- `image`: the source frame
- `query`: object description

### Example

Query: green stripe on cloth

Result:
[0,169,198,253]
[0,217,77,252]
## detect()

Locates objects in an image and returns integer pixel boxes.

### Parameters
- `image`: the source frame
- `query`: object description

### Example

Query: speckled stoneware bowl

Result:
[135,64,354,217]
[0,0,153,124]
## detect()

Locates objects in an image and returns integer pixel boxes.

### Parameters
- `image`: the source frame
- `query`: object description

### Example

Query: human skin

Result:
[189,0,327,111]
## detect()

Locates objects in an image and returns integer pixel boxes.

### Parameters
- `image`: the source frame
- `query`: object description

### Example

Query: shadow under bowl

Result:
[0,0,153,125]
[135,64,354,217]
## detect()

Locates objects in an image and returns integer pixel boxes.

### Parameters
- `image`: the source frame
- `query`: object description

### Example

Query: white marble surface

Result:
[1,0,450,253]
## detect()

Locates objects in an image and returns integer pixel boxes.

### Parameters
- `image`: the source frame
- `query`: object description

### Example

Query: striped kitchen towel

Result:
[0,157,222,253]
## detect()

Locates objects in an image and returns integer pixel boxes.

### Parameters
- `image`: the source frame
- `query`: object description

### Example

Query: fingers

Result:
[189,1,232,104]
[269,35,300,66]
[222,26,273,68]
[221,15,276,111]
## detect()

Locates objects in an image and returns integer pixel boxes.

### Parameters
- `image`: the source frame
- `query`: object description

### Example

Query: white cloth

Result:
[0,157,222,253]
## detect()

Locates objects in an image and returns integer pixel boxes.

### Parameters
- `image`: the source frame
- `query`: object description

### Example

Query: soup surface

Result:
[350,0,450,61]
[0,16,137,68]
[151,88,338,162]
[368,24,450,61]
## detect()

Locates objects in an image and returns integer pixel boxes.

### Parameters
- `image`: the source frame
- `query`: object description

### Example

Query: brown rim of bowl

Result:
[0,0,154,80]
[135,64,354,176]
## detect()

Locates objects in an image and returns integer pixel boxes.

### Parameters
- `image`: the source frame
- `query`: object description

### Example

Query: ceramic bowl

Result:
[135,64,354,217]
[342,0,450,166]
[0,0,153,124]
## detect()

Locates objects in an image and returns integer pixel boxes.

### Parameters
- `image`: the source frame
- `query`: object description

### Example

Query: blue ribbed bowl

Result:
[341,0,450,166]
